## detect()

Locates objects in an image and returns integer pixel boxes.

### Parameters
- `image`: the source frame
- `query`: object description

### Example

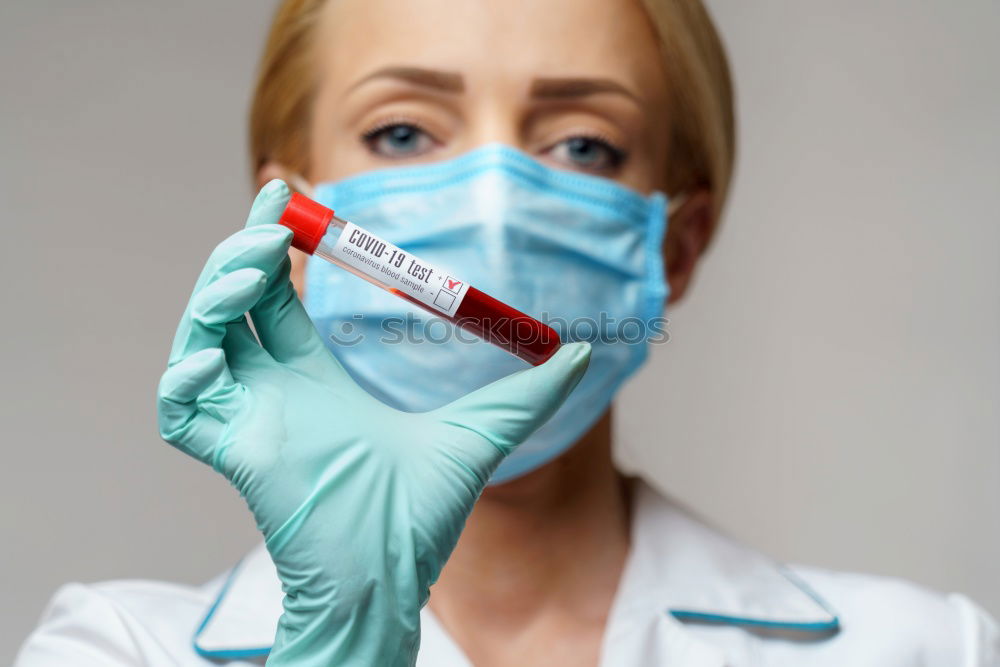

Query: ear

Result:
[256,161,289,190]
[663,188,714,305]
[256,161,309,299]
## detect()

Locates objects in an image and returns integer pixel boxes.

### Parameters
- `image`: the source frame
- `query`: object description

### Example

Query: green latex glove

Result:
[157,180,591,666]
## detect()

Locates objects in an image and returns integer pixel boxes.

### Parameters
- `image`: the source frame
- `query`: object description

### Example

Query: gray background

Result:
[1,0,997,660]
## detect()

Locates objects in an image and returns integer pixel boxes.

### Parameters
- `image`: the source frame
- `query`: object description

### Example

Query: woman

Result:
[18,0,998,664]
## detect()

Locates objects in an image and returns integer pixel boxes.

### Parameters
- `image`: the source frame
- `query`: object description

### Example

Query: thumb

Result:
[435,342,591,457]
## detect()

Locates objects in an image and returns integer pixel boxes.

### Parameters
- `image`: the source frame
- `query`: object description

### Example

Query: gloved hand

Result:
[157,180,591,666]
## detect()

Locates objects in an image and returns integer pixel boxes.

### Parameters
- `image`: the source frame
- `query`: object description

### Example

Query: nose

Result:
[462,90,523,152]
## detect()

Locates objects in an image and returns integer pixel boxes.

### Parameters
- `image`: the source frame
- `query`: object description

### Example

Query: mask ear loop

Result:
[284,172,316,198]
[666,190,689,221]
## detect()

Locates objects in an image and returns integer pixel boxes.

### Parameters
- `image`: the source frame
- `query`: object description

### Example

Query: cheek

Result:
[619,149,668,195]
[613,119,670,195]
[318,151,377,183]
[661,226,679,266]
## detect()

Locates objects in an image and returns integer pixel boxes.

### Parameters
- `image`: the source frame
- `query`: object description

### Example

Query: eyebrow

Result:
[348,67,640,104]
[348,66,464,93]
[530,77,641,103]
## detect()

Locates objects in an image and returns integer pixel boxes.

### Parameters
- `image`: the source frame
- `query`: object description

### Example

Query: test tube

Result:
[278,193,562,366]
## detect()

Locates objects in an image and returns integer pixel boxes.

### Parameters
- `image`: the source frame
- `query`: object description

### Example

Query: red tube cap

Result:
[279,192,334,255]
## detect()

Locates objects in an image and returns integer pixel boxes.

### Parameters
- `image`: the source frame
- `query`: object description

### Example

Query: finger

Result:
[168,222,292,366]
[157,348,234,465]
[223,319,272,381]
[168,182,291,366]
[244,180,354,377]
[190,181,293,295]
[434,342,591,465]
[169,268,270,365]
[248,253,333,368]
[194,354,245,425]
[244,179,292,230]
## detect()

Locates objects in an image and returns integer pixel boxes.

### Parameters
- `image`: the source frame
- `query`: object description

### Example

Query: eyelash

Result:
[359,119,628,172]
[360,116,434,147]
[548,131,628,171]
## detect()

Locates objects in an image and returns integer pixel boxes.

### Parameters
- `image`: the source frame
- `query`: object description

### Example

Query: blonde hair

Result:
[250,0,735,219]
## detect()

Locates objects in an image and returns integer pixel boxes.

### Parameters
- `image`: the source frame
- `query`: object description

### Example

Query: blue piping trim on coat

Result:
[192,559,840,660]
[192,558,272,659]
[668,609,841,633]
[668,565,841,635]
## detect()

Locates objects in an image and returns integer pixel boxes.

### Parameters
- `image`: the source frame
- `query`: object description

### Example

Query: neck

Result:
[429,411,630,633]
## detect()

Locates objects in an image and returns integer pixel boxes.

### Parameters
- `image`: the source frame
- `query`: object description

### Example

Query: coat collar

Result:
[192,479,839,660]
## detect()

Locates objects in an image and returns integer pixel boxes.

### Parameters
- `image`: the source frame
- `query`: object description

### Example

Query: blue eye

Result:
[549,136,626,172]
[363,123,435,157]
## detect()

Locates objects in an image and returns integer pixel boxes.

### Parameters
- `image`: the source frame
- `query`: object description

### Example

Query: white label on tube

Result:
[331,221,470,318]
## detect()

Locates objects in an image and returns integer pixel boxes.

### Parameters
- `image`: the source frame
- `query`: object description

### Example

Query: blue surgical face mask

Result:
[302,144,669,483]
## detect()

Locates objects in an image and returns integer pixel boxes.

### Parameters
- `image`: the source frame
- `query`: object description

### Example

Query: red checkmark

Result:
[446,278,462,290]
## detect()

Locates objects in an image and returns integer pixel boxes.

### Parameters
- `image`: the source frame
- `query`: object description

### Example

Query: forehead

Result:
[316,0,666,99]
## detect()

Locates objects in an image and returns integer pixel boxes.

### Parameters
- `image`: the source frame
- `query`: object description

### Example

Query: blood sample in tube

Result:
[278,192,561,365]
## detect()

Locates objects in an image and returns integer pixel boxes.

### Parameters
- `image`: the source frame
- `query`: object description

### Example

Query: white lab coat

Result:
[16,480,1000,666]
